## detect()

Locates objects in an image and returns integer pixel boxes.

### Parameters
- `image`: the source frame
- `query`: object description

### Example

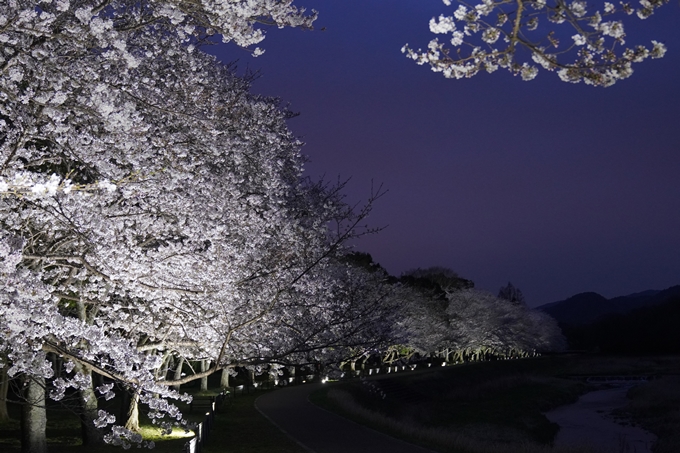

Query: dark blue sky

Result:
[209,0,680,306]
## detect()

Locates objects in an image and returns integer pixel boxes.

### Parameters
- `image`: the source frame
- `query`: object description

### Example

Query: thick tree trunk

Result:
[21,375,47,453]
[73,363,104,445]
[220,368,230,389]
[0,364,11,422]
[200,360,208,391]
[124,392,140,432]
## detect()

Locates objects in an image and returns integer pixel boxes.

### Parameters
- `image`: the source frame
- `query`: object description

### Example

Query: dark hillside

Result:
[537,285,680,326]
[563,294,680,353]
[537,292,608,325]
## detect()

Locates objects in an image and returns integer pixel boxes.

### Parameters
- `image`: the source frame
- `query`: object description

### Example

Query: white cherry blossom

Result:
[404,0,669,86]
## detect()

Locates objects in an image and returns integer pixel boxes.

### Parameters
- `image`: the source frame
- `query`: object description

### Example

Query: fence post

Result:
[183,390,232,453]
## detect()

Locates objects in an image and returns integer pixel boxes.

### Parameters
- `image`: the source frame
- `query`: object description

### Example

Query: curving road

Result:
[255,383,437,453]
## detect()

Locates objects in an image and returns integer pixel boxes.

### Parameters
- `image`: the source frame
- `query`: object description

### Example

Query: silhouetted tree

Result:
[498,282,526,306]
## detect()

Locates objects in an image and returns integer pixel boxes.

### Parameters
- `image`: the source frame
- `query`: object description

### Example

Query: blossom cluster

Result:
[403,0,668,86]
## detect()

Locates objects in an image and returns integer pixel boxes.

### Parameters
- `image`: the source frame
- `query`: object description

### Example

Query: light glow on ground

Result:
[138,425,194,441]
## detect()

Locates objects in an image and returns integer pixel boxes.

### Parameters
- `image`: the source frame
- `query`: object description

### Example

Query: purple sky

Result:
[209,0,680,307]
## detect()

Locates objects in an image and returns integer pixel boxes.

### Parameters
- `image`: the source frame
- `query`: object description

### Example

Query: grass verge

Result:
[310,355,680,453]
[200,389,306,453]
[616,374,680,453]
[0,386,304,453]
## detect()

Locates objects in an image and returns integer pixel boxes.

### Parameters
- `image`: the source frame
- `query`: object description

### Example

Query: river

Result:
[544,383,656,453]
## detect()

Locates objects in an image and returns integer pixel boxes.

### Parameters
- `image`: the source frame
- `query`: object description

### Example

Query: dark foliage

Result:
[399,266,474,299]
[498,282,526,306]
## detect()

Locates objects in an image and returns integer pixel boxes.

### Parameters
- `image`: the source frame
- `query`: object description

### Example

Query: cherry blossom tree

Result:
[391,275,565,364]
[445,288,565,358]
[392,281,450,358]
[403,0,668,86]
[228,252,400,375]
[0,0,391,450]
[1,232,183,450]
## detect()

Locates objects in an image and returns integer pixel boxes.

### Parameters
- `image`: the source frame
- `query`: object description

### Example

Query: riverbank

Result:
[309,355,680,453]
[545,383,656,453]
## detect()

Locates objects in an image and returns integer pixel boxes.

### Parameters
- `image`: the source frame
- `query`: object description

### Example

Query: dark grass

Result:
[3,355,680,452]
[311,360,585,452]
[0,380,305,453]
[615,374,680,453]
[310,355,680,453]
[201,389,307,453]
[0,391,198,453]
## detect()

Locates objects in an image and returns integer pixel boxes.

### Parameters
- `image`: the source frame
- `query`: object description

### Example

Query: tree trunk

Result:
[124,392,140,432]
[73,362,104,445]
[173,357,184,391]
[0,364,11,422]
[21,375,47,453]
[220,368,230,389]
[159,354,171,381]
[200,360,208,391]
[71,296,104,443]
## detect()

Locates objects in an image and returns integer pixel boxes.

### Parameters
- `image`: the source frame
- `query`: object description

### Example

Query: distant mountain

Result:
[561,294,680,354]
[536,285,680,326]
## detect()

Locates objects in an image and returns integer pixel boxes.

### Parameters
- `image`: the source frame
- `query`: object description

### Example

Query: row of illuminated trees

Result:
[338,260,565,376]
[0,0,566,451]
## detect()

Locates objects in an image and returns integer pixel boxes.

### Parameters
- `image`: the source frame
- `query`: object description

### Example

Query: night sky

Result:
[208,0,680,307]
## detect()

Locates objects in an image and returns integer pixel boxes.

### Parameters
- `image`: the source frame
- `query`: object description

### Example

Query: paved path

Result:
[255,383,437,453]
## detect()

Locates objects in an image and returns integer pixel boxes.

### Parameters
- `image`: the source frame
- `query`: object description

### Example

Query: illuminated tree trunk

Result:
[21,376,46,453]
[125,392,140,432]
[70,298,104,444]
[73,363,104,445]
[159,354,171,381]
[173,357,185,391]
[0,364,10,422]
[200,360,209,391]
[220,368,230,389]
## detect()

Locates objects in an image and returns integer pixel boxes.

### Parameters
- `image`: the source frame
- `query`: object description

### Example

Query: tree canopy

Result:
[1,0,568,449]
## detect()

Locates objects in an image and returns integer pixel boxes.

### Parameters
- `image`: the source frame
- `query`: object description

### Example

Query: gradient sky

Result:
[209,0,680,307]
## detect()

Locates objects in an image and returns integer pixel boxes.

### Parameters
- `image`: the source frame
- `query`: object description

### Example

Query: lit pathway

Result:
[255,383,437,453]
